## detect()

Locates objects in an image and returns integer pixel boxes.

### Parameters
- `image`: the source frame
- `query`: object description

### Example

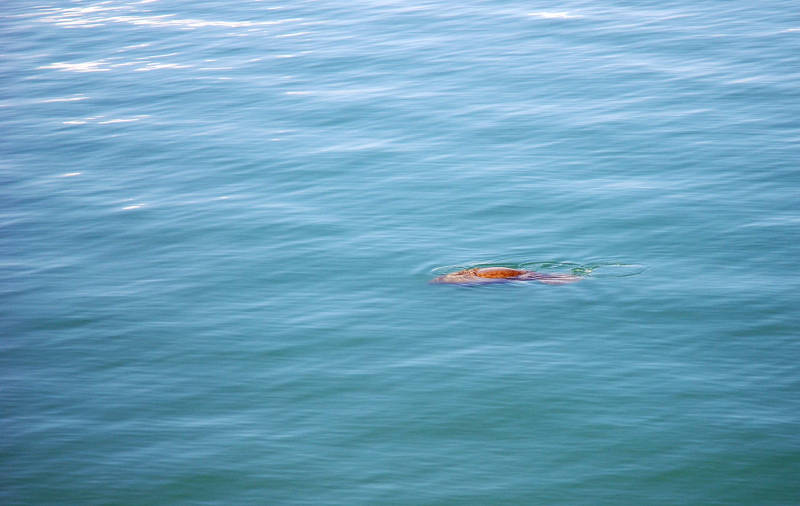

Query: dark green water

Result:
[2,0,800,503]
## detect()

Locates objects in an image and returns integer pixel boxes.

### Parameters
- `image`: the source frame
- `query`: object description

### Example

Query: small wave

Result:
[526,262,648,278]
[276,32,311,38]
[134,62,191,71]
[41,95,90,103]
[40,53,198,73]
[0,95,90,108]
[527,11,581,20]
[39,61,111,72]
[97,116,149,124]
[63,115,150,126]
[37,6,304,31]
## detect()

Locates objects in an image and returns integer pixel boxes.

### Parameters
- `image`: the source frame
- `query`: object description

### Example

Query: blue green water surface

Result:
[2,0,800,503]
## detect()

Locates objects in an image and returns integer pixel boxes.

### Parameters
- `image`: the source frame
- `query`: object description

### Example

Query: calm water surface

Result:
[2,0,800,503]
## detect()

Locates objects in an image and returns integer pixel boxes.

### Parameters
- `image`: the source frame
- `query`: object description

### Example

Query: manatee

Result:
[431,267,581,285]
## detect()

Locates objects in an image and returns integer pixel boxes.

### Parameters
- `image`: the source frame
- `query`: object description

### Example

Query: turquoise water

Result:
[2,0,800,503]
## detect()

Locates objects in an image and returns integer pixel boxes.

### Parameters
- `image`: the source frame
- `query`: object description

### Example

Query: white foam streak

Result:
[41,57,190,73]
[527,11,580,19]
[119,43,151,50]
[63,115,150,125]
[40,95,90,103]
[276,32,311,38]
[134,62,191,71]
[103,14,178,26]
[39,61,111,72]
[38,5,304,30]
[97,115,150,124]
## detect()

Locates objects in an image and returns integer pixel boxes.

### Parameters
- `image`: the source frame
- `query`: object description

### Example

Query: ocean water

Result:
[2,0,799,503]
